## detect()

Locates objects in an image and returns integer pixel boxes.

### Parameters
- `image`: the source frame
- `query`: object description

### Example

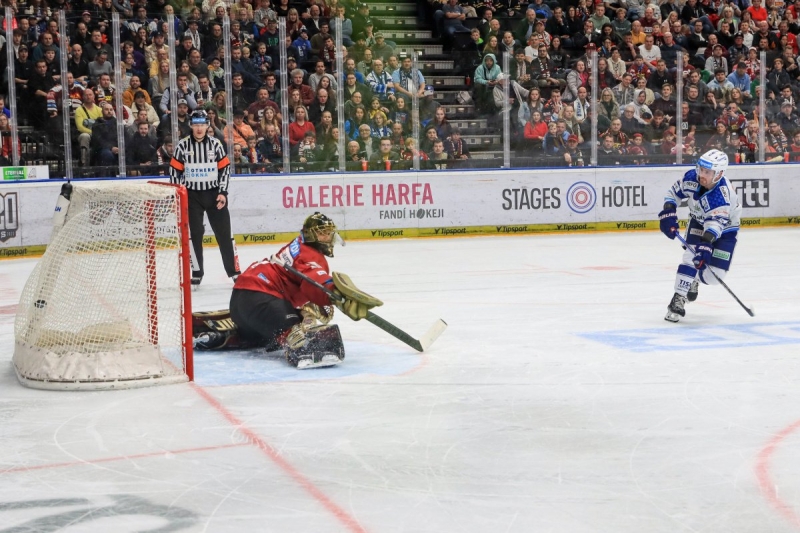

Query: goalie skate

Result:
[191,309,255,351]
[285,324,345,369]
[665,293,686,323]
[296,353,344,370]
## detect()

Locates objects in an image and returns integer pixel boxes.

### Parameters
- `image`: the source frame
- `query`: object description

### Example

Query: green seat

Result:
[700,70,713,83]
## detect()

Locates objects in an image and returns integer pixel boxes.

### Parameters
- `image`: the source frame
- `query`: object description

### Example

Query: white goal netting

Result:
[13,182,192,390]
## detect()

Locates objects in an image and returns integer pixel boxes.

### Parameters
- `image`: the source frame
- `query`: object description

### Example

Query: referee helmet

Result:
[190,110,210,125]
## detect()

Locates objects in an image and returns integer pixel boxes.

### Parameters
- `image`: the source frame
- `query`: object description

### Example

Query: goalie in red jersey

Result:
[192,212,382,369]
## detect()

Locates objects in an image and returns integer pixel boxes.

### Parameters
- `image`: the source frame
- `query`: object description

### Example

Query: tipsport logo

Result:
[566,182,596,214]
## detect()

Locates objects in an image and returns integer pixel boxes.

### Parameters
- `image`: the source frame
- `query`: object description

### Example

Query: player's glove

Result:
[333,290,369,321]
[658,206,679,239]
[692,243,713,270]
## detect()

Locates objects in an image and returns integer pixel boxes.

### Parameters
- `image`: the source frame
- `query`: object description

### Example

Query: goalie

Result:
[192,212,382,369]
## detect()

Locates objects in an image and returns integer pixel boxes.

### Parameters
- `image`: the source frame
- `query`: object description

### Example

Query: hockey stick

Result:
[674,231,755,317]
[275,260,447,352]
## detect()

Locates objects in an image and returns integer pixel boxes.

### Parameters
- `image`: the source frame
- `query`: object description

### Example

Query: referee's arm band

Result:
[217,156,230,169]
[170,159,184,171]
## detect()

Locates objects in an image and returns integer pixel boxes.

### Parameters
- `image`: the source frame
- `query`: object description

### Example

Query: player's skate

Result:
[665,293,686,322]
[283,324,345,369]
[686,279,699,302]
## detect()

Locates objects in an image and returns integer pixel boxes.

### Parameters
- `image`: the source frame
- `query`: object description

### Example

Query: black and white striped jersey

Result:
[169,134,231,194]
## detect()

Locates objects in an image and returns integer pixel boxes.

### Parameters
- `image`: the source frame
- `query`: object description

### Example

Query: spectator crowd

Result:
[429,0,800,165]
[0,0,475,173]
[2,0,800,173]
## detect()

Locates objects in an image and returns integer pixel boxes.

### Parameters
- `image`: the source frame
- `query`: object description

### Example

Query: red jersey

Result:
[745,5,767,22]
[233,235,334,309]
[640,16,659,34]
[628,62,651,81]
[790,143,800,162]
[46,82,85,117]
[246,100,279,124]
[716,112,747,133]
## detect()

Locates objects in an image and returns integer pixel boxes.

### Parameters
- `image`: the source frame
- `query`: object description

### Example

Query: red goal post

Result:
[13,181,194,390]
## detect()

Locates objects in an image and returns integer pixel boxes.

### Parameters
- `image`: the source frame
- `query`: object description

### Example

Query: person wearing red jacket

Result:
[201,212,375,368]
[523,110,548,149]
[288,105,316,146]
[745,0,768,23]
[0,114,20,165]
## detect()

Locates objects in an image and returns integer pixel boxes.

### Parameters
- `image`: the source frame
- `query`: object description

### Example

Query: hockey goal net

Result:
[13,181,193,390]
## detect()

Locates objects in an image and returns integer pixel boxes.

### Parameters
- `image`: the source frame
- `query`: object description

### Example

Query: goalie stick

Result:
[274,259,447,352]
[674,231,755,317]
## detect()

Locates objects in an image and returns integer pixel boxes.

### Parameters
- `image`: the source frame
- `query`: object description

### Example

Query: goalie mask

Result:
[302,212,342,257]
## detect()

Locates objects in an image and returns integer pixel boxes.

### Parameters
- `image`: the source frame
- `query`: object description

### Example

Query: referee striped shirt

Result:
[169,134,231,194]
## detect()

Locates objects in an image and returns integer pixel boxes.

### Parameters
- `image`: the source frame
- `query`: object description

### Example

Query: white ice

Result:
[1,229,800,533]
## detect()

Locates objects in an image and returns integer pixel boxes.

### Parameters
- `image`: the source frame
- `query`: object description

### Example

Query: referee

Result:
[170,110,240,286]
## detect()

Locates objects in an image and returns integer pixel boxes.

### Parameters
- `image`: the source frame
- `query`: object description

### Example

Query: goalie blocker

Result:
[192,212,381,369]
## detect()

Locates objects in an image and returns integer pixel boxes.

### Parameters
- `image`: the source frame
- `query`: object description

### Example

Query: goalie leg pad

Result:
[332,272,383,307]
[284,324,345,369]
[192,309,233,334]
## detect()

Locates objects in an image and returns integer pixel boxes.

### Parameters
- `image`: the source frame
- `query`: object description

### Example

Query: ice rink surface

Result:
[1,228,800,532]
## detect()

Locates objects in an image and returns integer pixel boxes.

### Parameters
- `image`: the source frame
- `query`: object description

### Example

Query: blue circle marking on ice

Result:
[567,181,597,214]
[194,342,422,386]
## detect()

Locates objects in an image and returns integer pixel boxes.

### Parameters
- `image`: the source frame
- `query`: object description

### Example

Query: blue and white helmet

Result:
[697,149,728,183]
[189,109,209,125]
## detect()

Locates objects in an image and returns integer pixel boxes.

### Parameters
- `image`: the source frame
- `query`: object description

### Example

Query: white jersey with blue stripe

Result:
[664,169,741,239]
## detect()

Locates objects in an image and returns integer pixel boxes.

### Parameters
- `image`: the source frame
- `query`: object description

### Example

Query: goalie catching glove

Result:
[331,271,383,321]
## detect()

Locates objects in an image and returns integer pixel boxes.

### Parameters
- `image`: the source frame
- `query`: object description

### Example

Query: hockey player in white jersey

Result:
[658,149,742,322]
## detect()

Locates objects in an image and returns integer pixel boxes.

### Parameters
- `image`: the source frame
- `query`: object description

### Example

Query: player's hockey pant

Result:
[230,288,301,349]
[188,188,238,278]
[673,219,738,297]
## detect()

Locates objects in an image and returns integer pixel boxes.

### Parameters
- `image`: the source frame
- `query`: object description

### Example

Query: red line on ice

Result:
[190,383,370,533]
[755,418,800,529]
[0,442,246,474]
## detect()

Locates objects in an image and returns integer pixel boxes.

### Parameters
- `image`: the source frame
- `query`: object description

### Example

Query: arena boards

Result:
[0,165,795,258]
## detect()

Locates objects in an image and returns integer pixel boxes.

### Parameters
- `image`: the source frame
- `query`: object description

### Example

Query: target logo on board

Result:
[566,182,596,214]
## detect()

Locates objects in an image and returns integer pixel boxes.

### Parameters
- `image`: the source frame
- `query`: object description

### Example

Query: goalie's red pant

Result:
[230,289,301,349]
